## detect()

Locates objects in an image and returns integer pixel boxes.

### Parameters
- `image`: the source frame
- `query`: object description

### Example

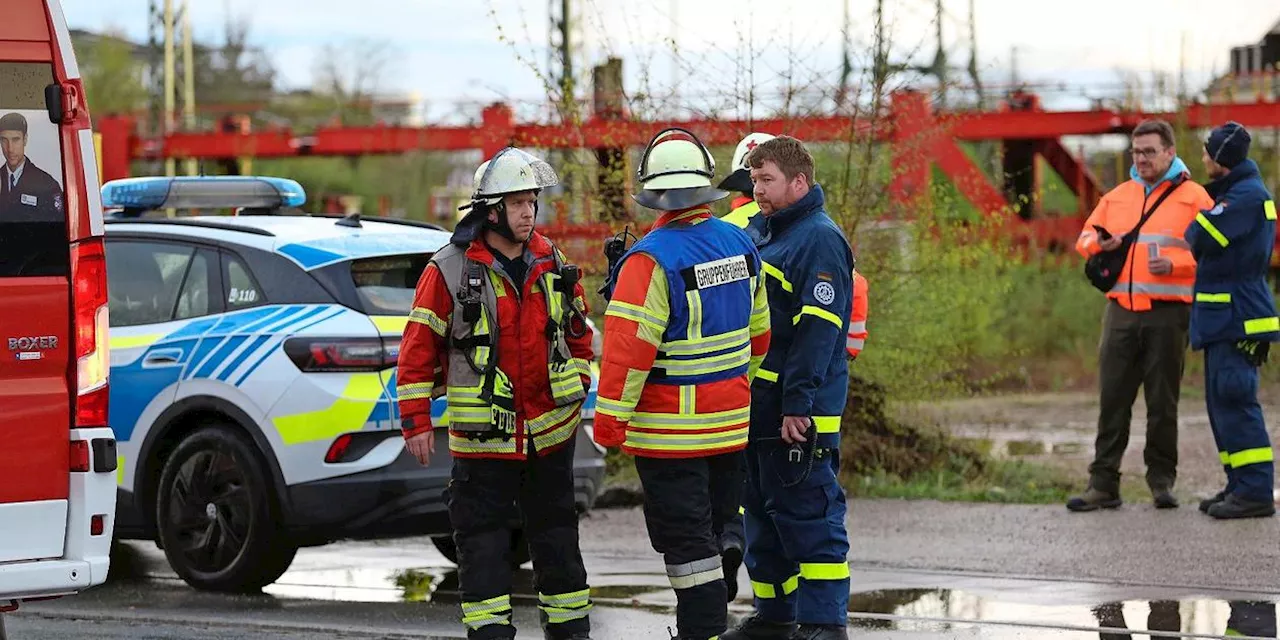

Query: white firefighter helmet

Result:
[730,132,775,172]
[717,131,775,193]
[633,127,729,210]
[452,146,558,245]
[472,147,559,204]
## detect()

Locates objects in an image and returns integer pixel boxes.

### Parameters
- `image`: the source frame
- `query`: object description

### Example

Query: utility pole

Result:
[837,0,851,110]
[163,0,176,184]
[967,0,983,108]
[873,0,887,94]
[931,0,948,108]
[181,0,196,176]
[1010,45,1020,88]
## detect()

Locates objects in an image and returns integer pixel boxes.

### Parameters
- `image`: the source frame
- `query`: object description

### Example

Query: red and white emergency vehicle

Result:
[0,0,116,618]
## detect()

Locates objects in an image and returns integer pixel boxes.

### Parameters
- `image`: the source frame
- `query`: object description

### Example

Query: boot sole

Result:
[1066,499,1122,512]
[1210,506,1276,519]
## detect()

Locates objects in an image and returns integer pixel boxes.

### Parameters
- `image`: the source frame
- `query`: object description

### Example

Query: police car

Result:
[101,176,606,593]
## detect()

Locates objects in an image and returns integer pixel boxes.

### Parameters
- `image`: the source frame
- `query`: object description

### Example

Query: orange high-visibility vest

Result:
[1076,175,1214,311]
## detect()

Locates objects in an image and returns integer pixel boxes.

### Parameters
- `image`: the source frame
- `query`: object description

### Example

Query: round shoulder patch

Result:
[814,281,836,305]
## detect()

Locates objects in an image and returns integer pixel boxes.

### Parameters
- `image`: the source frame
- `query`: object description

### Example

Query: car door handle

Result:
[143,348,183,366]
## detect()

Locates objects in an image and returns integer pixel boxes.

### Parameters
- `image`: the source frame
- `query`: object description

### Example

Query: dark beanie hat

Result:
[0,112,26,135]
[1205,121,1251,169]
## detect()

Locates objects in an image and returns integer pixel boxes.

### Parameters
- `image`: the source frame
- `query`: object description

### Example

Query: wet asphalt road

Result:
[6,500,1280,639]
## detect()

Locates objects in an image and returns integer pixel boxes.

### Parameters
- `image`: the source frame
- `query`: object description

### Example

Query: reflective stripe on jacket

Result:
[595,208,771,458]
[848,271,868,359]
[723,197,866,360]
[752,184,854,425]
[1187,159,1280,349]
[395,232,594,459]
[1075,159,1214,311]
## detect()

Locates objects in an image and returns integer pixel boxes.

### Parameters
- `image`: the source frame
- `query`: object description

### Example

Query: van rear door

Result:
[0,18,73,564]
[0,0,113,585]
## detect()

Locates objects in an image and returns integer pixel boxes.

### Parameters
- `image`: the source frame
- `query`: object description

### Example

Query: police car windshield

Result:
[349,254,431,315]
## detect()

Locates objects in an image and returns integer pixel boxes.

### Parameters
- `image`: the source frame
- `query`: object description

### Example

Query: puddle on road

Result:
[848,588,1278,638]
[108,543,1279,637]
[952,425,1094,460]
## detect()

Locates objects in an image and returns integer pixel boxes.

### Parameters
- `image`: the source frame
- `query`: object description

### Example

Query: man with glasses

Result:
[1069,119,1215,512]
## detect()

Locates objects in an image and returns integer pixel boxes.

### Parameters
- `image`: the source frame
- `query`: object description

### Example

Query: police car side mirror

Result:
[44,83,65,124]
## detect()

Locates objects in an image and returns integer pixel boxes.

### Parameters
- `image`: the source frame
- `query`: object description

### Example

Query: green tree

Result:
[76,30,147,116]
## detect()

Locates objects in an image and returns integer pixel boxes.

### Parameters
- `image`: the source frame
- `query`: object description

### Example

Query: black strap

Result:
[1126,174,1187,240]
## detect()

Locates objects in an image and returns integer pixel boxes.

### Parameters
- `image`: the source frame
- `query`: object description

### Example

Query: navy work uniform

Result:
[738,184,854,631]
[1186,156,1279,519]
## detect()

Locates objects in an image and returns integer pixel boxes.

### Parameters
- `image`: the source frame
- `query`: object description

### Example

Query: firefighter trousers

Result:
[634,451,744,640]
[742,432,851,626]
[447,437,591,640]
[1205,340,1276,504]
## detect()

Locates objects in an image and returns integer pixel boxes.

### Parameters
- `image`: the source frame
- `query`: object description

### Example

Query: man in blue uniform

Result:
[722,136,853,640]
[1186,121,1279,520]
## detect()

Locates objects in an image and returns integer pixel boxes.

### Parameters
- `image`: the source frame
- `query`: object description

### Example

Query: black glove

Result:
[1236,340,1271,367]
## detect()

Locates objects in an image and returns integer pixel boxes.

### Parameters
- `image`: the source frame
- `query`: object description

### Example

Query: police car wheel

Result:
[155,425,298,592]
[430,531,531,568]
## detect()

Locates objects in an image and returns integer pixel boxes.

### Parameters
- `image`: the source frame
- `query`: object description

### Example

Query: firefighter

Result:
[1187,121,1279,520]
[722,135,854,640]
[594,127,771,640]
[396,147,596,640]
[716,132,869,604]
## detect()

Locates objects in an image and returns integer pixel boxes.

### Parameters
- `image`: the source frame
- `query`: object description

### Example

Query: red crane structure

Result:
[94,87,1280,268]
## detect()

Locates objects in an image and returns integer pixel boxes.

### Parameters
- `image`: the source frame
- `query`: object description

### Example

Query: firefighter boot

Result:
[1208,494,1276,519]
[790,624,849,640]
[720,613,797,640]
[1198,490,1228,514]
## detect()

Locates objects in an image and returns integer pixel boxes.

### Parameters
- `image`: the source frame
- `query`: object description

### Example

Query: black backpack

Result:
[1085,175,1186,294]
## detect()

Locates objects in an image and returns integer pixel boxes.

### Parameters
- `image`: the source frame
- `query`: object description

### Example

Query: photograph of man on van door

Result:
[1,112,63,220]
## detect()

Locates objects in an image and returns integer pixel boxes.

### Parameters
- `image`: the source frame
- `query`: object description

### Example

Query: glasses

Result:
[1129,146,1166,159]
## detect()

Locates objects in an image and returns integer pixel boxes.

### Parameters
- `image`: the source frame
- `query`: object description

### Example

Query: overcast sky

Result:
[58,0,1280,119]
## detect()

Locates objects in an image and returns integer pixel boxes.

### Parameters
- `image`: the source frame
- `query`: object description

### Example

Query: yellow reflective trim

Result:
[1244,316,1280,334]
[449,431,520,454]
[1219,451,1230,465]
[762,262,793,292]
[488,269,507,297]
[605,300,668,332]
[756,368,779,382]
[660,328,749,356]
[750,574,799,599]
[623,426,748,451]
[371,315,409,334]
[109,333,164,350]
[1229,447,1274,468]
[1266,200,1277,221]
[631,406,751,430]
[1196,292,1232,303]
[686,290,704,341]
[407,306,449,336]
[274,373,384,445]
[799,562,851,581]
[813,416,841,433]
[539,589,591,608]
[738,505,745,515]
[680,385,695,414]
[653,344,751,377]
[792,305,843,329]
[722,201,760,228]
[116,455,125,486]
[1196,213,1230,248]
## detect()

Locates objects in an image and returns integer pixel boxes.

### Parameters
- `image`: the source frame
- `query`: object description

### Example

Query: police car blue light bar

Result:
[101,176,307,211]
